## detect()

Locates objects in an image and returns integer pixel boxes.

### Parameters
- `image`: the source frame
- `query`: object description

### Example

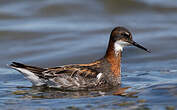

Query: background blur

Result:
[0,0,177,110]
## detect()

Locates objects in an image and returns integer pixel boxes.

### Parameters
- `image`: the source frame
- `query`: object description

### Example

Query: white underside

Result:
[13,67,44,86]
[97,73,103,80]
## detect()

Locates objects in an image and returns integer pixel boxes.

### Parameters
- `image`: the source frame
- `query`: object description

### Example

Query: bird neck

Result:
[104,40,122,77]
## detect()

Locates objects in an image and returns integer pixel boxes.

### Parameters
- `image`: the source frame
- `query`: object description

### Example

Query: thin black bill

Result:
[130,41,151,53]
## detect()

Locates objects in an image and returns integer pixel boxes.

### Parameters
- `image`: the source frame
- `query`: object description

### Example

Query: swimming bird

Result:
[9,27,150,90]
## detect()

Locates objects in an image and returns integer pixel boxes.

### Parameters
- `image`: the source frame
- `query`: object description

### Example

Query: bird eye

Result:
[121,32,130,37]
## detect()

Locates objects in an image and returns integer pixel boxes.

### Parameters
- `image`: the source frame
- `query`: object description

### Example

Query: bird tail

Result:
[9,62,46,86]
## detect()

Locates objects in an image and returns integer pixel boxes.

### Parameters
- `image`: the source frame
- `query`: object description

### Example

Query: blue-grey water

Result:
[1,0,177,110]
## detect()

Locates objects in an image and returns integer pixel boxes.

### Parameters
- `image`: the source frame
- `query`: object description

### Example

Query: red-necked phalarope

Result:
[9,26,150,90]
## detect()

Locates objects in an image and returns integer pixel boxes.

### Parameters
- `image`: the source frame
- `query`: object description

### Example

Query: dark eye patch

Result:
[121,32,130,37]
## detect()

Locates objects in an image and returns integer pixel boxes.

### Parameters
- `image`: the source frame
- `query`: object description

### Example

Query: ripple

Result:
[0,0,177,110]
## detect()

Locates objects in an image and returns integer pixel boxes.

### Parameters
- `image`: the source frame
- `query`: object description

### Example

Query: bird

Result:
[9,26,150,90]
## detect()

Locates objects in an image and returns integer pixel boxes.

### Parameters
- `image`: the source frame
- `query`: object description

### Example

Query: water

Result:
[0,0,177,110]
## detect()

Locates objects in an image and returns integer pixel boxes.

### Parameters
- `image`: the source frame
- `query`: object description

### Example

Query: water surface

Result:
[0,0,177,110]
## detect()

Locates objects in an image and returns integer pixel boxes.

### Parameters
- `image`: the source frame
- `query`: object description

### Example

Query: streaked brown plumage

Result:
[9,26,150,90]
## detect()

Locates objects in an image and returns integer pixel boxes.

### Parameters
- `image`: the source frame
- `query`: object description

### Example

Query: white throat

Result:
[114,40,130,55]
